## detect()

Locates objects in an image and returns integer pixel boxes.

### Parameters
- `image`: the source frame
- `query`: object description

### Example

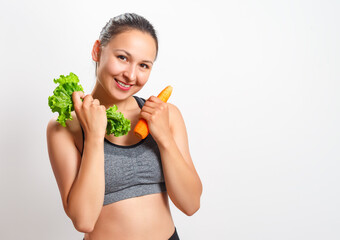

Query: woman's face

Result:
[95,29,157,101]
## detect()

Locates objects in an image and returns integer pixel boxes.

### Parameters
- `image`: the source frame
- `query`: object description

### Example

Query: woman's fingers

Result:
[139,96,171,144]
[143,101,167,113]
[72,92,101,114]
[71,92,107,138]
[143,100,158,109]
[140,111,153,121]
[144,96,167,109]
[92,99,100,106]
[72,91,84,104]
[72,91,85,112]
[82,94,94,107]
[147,95,163,103]
[141,99,169,125]
[141,105,154,114]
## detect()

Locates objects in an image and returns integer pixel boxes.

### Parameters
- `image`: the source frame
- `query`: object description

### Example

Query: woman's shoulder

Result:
[167,103,182,119]
[47,111,80,134]
[46,111,83,153]
[167,103,186,130]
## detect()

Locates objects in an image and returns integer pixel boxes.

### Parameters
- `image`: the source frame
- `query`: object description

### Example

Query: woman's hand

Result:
[72,91,107,140]
[140,96,172,144]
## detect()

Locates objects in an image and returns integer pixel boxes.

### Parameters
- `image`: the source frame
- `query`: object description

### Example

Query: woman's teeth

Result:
[117,80,130,88]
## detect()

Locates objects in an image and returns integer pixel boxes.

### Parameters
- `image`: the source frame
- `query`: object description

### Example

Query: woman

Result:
[46,13,202,240]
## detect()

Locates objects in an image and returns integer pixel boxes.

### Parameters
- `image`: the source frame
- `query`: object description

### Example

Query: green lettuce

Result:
[48,72,131,136]
[48,72,83,127]
[106,105,131,137]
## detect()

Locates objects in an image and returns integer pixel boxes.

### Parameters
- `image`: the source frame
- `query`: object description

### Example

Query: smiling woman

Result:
[46,13,202,240]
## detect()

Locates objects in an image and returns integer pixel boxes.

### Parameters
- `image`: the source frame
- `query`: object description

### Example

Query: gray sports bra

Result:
[81,96,166,205]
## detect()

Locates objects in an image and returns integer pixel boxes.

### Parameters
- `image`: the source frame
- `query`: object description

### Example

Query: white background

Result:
[1,0,339,239]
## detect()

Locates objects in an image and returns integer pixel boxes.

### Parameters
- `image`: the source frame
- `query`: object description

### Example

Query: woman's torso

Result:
[68,96,175,240]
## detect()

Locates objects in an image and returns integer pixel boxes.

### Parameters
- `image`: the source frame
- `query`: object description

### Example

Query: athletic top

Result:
[81,96,166,205]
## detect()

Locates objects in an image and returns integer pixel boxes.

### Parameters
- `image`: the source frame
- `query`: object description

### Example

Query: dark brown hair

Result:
[99,13,158,57]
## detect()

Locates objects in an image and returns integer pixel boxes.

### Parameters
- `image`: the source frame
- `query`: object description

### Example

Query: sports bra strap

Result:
[133,95,146,109]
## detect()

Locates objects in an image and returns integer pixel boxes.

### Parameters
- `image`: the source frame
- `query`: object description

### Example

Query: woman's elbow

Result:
[73,219,95,233]
[185,185,202,216]
[68,210,96,233]
[65,204,98,233]
[183,201,200,216]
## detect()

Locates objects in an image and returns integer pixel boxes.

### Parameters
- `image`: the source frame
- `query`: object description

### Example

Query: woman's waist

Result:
[85,192,174,239]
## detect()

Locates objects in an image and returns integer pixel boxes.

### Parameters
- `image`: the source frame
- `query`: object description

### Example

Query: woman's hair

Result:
[99,13,158,59]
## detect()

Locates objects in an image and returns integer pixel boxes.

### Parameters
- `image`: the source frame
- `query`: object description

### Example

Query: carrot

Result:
[134,86,173,139]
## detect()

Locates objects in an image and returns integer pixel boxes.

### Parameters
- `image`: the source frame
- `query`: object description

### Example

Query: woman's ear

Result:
[92,40,101,62]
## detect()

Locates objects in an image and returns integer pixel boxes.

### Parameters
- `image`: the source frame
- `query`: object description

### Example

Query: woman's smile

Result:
[114,78,133,91]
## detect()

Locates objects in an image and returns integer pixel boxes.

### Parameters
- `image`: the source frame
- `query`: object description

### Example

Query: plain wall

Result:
[0,0,339,239]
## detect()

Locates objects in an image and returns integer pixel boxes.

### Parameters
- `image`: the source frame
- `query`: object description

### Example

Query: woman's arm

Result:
[46,92,107,232]
[140,97,203,216]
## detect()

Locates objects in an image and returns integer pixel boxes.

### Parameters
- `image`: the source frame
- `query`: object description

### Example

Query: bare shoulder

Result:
[167,103,187,132]
[168,103,184,123]
[46,112,83,152]
[47,115,72,140]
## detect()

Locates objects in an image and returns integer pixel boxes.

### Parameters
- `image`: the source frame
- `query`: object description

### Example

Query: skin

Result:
[46,29,203,240]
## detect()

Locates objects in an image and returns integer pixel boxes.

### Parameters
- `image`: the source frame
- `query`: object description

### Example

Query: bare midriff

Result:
[83,192,175,240]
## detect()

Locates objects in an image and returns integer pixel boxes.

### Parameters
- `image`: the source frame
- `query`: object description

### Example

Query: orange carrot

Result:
[156,85,173,102]
[134,86,173,139]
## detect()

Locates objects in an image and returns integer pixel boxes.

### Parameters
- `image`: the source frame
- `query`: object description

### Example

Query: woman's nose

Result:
[123,64,137,82]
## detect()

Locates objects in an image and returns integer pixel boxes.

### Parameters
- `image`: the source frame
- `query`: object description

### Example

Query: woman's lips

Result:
[115,79,133,91]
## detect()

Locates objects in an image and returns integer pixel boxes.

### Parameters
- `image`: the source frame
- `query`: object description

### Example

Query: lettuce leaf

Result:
[106,105,131,137]
[48,72,131,136]
[48,72,83,127]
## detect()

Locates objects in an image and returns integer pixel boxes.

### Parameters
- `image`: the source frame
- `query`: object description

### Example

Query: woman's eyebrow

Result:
[114,49,154,65]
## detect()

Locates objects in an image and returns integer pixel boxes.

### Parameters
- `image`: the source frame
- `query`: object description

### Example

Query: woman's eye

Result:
[140,63,149,69]
[118,55,127,61]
